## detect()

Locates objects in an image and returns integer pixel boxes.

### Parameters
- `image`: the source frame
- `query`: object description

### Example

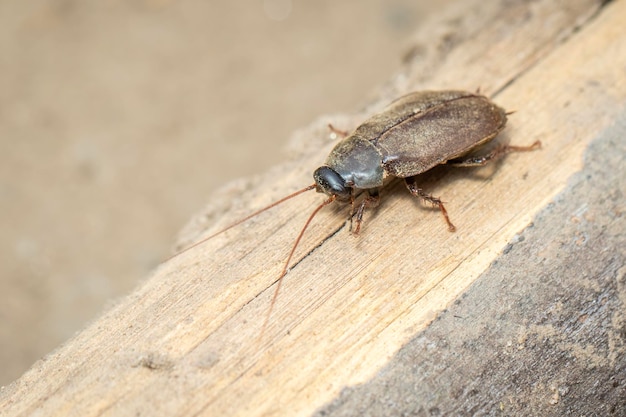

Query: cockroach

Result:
[172,90,541,333]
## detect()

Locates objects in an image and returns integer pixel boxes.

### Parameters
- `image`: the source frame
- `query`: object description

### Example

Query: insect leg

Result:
[352,190,380,235]
[328,123,349,138]
[447,140,541,167]
[405,179,456,232]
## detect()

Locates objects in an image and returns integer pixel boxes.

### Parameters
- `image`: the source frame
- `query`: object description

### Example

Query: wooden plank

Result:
[2,0,623,415]
[314,108,626,416]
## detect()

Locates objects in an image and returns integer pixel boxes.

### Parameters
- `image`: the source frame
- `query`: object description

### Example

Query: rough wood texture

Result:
[2,0,624,416]
[315,119,626,416]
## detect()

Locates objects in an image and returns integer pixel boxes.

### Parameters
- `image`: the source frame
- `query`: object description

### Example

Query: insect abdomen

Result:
[378,94,507,178]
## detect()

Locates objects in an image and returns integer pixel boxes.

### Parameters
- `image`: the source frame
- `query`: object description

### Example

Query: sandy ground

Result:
[0,1,454,385]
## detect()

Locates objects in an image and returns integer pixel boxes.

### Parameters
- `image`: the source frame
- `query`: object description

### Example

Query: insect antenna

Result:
[164,183,317,263]
[259,194,337,340]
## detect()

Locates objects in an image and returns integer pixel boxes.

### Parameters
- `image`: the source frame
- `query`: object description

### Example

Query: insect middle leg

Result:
[351,189,380,235]
[447,140,541,167]
[405,179,456,232]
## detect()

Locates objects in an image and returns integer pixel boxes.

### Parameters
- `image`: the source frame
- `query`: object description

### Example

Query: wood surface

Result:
[2,0,624,415]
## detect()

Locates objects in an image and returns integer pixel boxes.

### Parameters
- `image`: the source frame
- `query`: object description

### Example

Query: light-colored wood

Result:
[2,0,624,416]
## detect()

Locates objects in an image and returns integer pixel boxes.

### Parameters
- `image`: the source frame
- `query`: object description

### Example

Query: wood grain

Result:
[3,0,624,416]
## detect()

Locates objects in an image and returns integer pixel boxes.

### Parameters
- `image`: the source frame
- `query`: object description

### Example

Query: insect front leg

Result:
[351,189,380,235]
[405,178,456,232]
[447,140,541,167]
[328,124,349,139]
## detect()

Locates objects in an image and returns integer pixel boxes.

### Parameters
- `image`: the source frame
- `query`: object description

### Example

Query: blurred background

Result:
[0,0,452,385]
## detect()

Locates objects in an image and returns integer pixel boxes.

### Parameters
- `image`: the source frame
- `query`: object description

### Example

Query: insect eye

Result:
[313,166,351,200]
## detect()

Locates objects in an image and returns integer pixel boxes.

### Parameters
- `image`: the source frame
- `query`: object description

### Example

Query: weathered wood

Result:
[314,118,626,416]
[2,0,624,416]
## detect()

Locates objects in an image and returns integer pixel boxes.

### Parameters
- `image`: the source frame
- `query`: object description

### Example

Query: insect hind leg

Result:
[405,179,456,232]
[447,140,541,167]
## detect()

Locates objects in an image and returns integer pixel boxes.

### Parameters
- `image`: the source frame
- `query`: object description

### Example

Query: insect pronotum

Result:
[171,90,541,335]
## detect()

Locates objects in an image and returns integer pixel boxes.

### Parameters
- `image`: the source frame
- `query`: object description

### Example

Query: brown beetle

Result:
[173,90,540,331]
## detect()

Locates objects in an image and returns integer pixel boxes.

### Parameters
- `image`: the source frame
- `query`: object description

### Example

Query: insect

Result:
[173,90,540,333]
